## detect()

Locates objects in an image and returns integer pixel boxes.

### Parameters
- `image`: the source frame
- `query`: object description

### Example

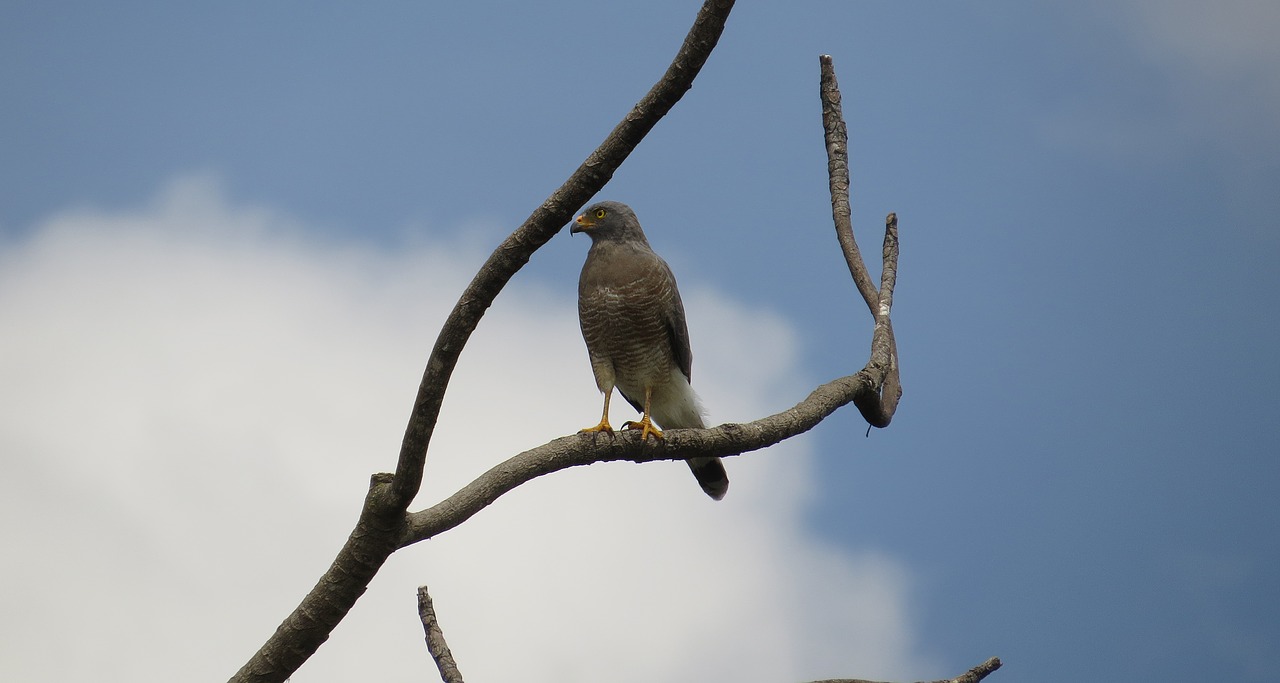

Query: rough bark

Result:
[400,369,897,546]
[807,656,1003,683]
[418,586,465,683]
[820,55,902,427]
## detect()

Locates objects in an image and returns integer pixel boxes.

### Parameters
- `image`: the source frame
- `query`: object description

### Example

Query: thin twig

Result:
[418,586,465,683]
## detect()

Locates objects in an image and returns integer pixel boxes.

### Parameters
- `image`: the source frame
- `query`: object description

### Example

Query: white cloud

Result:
[0,176,930,682]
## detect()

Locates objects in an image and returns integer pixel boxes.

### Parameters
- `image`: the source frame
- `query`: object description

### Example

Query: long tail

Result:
[650,370,729,500]
[687,456,729,500]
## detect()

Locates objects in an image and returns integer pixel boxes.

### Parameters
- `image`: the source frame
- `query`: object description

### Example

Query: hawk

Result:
[570,200,729,500]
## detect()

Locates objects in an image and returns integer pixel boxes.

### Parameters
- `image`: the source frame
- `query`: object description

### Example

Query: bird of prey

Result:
[570,200,729,500]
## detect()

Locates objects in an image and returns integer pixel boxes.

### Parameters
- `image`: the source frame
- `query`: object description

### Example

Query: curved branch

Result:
[820,54,879,317]
[228,3,736,682]
[875,213,902,422]
[227,475,404,683]
[821,55,902,428]
[401,363,888,546]
[854,213,901,427]
[806,656,1002,683]
[387,0,737,512]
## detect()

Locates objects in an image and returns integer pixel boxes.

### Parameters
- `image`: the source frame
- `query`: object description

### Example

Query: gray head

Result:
[570,201,650,245]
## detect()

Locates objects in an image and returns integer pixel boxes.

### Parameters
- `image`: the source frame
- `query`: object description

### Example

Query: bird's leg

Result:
[579,390,615,434]
[622,386,664,441]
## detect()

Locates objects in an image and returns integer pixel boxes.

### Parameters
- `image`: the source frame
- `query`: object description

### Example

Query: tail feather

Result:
[648,368,729,500]
[688,456,729,500]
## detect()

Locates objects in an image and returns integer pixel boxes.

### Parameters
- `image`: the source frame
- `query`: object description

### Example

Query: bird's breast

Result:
[579,277,676,389]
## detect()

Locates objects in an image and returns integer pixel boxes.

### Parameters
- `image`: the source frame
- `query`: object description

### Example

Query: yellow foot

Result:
[622,417,664,441]
[578,418,614,434]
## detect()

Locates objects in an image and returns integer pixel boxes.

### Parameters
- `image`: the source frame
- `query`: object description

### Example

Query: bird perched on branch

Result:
[570,200,729,500]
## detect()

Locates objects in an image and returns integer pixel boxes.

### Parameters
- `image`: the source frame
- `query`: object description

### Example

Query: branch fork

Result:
[227,8,975,683]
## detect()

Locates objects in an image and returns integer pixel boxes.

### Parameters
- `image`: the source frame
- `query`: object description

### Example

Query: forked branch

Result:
[410,53,922,683]
[385,0,737,513]
[228,2,736,682]
[820,54,902,427]
[400,369,896,546]
[234,10,944,683]
[398,54,906,561]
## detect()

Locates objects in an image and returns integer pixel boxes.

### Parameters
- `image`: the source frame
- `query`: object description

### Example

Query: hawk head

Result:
[570,201,648,244]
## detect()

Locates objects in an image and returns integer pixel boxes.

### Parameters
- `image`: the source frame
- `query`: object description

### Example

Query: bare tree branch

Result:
[820,54,879,317]
[385,0,738,513]
[806,656,1002,683]
[950,657,1003,683]
[229,13,933,682]
[820,55,902,428]
[878,212,899,314]
[418,586,465,683]
[400,366,894,546]
[228,3,736,682]
[852,213,901,428]
[874,213,903,422]
[394,67,908,540]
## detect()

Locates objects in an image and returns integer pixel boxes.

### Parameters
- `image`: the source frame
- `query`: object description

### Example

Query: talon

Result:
[622,416,663,441]
[579,417,614,434]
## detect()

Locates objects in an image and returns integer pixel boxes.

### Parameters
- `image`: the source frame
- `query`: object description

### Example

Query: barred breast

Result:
[578,241,680,402]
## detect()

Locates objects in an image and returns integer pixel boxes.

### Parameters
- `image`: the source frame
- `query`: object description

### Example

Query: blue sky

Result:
[3,2,1278,682]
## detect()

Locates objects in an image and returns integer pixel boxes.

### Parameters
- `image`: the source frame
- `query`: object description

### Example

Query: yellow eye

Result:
[594,208,607,219]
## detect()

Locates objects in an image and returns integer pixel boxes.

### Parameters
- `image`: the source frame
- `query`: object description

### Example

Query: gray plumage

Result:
[570,200,728,500]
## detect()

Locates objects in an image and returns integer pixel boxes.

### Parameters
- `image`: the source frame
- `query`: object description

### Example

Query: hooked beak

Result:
[570,213,594,234]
